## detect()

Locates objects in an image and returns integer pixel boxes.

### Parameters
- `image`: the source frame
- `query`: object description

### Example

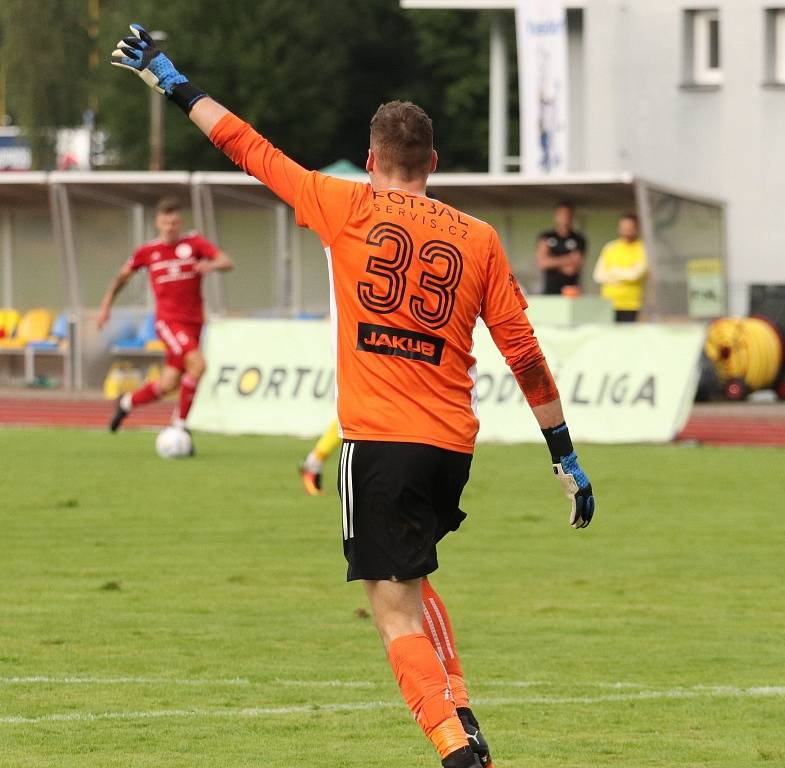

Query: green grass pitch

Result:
[1,428,783,767]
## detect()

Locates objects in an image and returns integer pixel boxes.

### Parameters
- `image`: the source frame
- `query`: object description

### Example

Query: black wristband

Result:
[168,82,208,114]
[541,421,574,463]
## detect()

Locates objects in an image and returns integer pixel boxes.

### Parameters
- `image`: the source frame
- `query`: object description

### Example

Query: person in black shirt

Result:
[536,202,587,295]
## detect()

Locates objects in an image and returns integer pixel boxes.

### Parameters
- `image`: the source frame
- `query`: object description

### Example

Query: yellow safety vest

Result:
[598,239,647,311]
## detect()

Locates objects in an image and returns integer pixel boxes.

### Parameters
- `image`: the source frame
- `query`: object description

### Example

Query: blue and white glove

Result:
[110,24,206,113]
[111,24,186,94]
[542,422,595,529]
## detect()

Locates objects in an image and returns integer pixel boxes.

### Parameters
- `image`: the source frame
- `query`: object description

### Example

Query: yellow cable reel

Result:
[705,316,783,392]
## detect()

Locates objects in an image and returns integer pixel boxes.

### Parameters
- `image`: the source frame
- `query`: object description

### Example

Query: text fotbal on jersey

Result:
[356,322,445,366]
[373,191,470,240]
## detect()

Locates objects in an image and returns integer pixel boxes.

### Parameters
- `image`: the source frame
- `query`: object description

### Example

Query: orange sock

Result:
[421,578,471,709]
[388,633,469,760]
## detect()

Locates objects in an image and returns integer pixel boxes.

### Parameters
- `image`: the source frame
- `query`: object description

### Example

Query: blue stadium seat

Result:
[139,313,158,344]
[113,313,157,350]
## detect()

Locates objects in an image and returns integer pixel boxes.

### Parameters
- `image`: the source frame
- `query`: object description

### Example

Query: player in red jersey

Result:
[112,25,594,768]
[97,196,233,435]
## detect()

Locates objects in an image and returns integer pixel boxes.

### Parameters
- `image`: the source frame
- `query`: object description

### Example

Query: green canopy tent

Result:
[319,159,367,177]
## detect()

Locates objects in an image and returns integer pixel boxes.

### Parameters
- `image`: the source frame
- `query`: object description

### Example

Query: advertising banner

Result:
[687,258,725,319]
[190,320,705,444]
[516,0,569,175]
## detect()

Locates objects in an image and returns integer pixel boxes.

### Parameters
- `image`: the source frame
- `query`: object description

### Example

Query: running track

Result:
[1,396,784,446]
[676,413,785,447]
[0,397,172,430]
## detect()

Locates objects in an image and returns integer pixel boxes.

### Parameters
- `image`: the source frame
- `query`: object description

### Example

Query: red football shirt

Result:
[127,233,218,324]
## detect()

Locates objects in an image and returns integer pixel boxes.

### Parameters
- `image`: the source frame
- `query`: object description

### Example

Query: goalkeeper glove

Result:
[542,422,595,529]
[110,24,207,113]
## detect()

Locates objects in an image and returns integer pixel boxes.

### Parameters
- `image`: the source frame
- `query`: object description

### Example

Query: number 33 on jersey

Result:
[210,115,535,455]
[295,179,528,454]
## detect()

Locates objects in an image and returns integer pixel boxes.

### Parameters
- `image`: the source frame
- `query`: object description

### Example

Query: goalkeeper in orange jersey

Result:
[111,25,595,768]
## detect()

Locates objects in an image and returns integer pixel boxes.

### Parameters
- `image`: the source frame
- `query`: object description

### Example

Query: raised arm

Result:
[188,97,228,138]
[187,96,308,207]
[206,108,307,209]
[110,25,307,208]
[111,23,363,248]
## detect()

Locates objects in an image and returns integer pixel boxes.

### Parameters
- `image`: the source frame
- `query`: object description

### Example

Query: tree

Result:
[0,0,88,168]
[1,0,498,172]
[94,0,494,172]
[95,0,420,170]
[407,9,491,171]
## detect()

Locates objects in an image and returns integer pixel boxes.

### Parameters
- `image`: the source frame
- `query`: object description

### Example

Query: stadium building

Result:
[405,0,785,315]
[564,0,785,314]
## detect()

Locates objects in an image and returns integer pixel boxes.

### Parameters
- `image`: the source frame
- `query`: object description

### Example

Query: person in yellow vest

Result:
[593,213,648,322]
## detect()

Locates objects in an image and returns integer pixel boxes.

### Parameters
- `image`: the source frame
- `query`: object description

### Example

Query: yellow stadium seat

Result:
[144,339,166,352]
[103,362,144,399]
[0,308,21,339]
[0,309,52,349]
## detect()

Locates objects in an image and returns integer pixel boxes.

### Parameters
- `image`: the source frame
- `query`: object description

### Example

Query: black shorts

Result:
[338,440,472,582]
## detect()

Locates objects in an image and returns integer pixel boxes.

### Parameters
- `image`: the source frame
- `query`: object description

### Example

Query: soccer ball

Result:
[155,426,193,459]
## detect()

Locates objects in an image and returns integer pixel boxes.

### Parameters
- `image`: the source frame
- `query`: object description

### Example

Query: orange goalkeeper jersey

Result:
[212,113,555,453]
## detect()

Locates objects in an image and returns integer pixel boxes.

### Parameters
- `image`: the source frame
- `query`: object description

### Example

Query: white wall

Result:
[575,0,785,313]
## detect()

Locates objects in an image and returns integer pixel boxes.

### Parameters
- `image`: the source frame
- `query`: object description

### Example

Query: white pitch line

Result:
[0,676,377,689]
[274,679,377,689]
[482,681,652,689]
[2,686,784,726]
[5,677,785,694]
[0,676,251,687]
[0,701,397,725]
[473,686,785,706]
[3,677,782,693]
[0,676,657,690]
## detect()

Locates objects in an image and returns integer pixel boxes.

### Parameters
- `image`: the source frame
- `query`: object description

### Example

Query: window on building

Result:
[684,9,723,86]
[765,8,785,84]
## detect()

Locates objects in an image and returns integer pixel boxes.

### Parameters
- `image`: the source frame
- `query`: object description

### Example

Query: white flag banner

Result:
[516,0,569,175]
